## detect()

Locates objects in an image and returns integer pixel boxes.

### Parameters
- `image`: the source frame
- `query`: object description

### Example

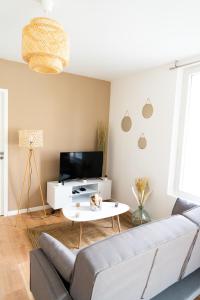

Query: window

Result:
[170,65,200,201]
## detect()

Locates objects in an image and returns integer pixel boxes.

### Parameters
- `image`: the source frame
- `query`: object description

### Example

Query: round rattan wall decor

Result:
[142,98,154,119]
[138,134,147,149]
[121,111,132,132]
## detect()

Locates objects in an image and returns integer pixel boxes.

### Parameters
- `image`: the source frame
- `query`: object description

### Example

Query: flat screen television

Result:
[59,151,103,181]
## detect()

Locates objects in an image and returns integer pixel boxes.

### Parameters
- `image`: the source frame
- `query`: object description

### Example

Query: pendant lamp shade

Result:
[22,17,69,74]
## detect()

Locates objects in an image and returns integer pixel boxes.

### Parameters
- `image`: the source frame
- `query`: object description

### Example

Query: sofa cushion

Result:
[70,230,158,300]
[30,249,72,300]
[39,233,76,283]
[183,206,200,226]
[181,207,200,277]
[172,198,199,215]
[152,267,200,300]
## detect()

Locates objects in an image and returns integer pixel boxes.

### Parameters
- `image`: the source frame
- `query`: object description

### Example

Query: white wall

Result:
[108,65,178,219]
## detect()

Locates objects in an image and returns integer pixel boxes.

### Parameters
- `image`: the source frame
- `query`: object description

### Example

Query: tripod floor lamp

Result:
[18,130,46,218]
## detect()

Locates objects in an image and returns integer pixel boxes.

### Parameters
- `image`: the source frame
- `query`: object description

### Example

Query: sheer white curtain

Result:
[180,72,200,197]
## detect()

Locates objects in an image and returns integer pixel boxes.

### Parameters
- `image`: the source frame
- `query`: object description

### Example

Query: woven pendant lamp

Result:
[22,1,69,74]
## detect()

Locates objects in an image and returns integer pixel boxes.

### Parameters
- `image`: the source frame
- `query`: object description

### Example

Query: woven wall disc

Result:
[142,103,153,118]
[138,135,147,149]
[121,116,132,132]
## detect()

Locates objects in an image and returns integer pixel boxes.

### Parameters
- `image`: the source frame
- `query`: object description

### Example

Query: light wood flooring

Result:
[0,211,199,300]
[0,211,70,300]
[0,210,132,300]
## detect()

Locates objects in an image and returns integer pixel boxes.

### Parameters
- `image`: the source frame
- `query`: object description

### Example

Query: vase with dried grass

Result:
[97,121,107,152]
[131,177,152,226]
[96,122,108,175]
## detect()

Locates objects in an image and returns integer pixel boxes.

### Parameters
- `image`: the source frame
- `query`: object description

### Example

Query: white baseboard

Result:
[7,205,50,216]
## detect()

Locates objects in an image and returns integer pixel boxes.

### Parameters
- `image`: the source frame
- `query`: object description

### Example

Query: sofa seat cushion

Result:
[183,206,200,226]
[152,268,200,300]
[39,233,76,283]
[182,207,200,277]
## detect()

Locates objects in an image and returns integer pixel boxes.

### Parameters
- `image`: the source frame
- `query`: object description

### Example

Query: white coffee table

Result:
[62,201,129,248]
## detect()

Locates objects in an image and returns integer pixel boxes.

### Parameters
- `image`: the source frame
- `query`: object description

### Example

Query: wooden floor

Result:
[0,210,132,300]
[0,210,71,300]
[0,211,199,300]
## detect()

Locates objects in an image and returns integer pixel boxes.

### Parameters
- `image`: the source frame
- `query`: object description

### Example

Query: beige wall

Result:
[0,59,110,211]
[108,64,177,219]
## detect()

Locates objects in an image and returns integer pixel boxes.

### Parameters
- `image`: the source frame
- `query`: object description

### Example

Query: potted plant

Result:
[131,177,152,226]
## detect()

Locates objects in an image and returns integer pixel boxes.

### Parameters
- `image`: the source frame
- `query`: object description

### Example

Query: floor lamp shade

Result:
[19,130,43,148]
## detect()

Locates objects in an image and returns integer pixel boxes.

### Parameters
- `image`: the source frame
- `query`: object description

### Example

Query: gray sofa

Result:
[30,198,200,300]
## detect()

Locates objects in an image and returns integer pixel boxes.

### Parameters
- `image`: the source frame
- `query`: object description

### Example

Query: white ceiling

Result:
[1,0,200,80]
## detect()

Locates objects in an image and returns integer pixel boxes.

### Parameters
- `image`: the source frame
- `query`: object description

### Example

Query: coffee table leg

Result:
[111,217,114,229]
[78,222,83,249]
[116,215,121,232]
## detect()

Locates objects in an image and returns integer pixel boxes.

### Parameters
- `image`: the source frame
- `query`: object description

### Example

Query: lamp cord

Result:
[41,0,54,17]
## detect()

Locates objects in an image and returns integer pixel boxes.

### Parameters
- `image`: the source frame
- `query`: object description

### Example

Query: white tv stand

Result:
[47,178,112,210]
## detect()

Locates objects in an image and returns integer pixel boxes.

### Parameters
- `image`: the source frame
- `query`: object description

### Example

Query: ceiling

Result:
[1,0,200,80]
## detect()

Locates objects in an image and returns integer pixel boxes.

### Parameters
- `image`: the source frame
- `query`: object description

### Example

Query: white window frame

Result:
[168,64,200,202]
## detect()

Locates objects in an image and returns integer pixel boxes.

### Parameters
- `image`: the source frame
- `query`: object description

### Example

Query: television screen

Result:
[59,151,103,181]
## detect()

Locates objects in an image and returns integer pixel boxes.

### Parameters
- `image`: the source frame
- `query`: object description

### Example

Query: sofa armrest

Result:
[172,198,199,215]
[30,249,72,300]
[39,233,76,283]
